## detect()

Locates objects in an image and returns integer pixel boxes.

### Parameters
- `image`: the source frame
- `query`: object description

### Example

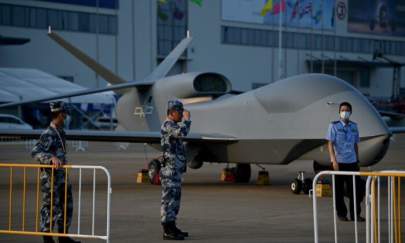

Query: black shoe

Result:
[338,215,349,222]
[58,237,81,243]
[43,236,55,243]
[162,222,185,241]
[172,222,189,237]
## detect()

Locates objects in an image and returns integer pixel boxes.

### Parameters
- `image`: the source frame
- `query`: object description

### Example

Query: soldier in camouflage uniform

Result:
[160,100,191,240]
[31,102,80,243]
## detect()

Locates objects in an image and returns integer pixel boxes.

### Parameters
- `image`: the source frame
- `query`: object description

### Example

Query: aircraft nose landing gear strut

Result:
[290,171,312,194]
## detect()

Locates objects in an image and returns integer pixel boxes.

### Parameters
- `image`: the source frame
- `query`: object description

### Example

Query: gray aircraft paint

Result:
[0,32,394,169]
[142,73,390,166]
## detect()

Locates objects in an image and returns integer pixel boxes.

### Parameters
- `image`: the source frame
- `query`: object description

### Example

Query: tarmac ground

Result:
[0,134,405,243]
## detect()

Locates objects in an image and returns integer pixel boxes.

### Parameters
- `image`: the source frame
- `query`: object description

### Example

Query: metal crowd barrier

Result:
[0,164,111,242]
[365,171,405,243]
[312,170,405,243]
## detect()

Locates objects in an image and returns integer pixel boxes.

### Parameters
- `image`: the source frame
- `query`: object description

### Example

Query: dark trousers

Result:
[334,163,365,219]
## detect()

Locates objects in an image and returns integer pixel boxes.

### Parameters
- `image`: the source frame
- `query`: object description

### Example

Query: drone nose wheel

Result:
[290,171,312,194]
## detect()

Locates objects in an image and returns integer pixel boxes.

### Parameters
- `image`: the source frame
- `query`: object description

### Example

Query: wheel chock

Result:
[136,169,150,184]
[220,168,236,183]
[256,170,270,185]
[315,179,332,197]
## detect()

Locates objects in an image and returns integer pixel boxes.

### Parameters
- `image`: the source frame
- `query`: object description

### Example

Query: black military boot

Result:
[162,222,184,240]
[43,236,56,243]
[173,222,189,237]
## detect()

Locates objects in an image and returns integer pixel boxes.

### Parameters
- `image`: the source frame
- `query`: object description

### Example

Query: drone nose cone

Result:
[253,73,389,138]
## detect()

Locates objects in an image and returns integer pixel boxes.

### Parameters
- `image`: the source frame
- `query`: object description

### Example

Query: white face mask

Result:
[340,111,351,120]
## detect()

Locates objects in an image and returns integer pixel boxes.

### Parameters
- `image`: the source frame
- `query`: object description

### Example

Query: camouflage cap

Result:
[167,99,184,112]
[50,101,67,113]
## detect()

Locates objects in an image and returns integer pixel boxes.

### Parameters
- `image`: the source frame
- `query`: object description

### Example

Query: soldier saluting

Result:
[31,102,80,243]
[160,100,191,240]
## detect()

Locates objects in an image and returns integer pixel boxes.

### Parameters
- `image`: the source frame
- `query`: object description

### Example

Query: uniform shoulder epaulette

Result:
[332,121,340,124]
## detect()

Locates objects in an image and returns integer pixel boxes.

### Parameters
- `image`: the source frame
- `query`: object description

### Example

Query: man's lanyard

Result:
[50,123,66,153]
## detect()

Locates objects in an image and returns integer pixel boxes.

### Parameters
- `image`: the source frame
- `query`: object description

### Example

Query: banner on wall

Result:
[348,0,405,37]
[222,0,336,30]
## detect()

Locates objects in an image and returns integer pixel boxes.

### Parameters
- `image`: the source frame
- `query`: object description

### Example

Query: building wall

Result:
[1,0,405,99]
[0,0,155,88]
[187,0,405,97]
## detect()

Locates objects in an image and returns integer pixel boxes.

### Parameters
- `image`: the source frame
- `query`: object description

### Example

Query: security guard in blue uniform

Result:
[326,101,365,222]
[160,100,191,240]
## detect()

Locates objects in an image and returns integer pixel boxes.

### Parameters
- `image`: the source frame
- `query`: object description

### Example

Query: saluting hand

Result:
[183,110,191,121]
[51,156,63,169]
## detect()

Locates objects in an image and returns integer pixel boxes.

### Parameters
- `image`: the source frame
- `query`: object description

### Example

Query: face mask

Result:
[340,111,351,120]
[62,114,69,128]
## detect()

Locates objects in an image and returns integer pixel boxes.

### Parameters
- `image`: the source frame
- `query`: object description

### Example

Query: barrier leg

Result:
[22,168,26,231]
[377,177,381,243]
[353,175,358,243]
[366,176,371,243]
[50,168,54,233]
[389,177,392,243]
[371,177,375,243]
[398,178,401,243]
[8,168,13,231]
[373,178,378,243]
[333,174,338,243]
[64,168,69,234]
[77,168,82,234]
[36,168,40,232]
[92,168,96,235]
[391,177,394,243]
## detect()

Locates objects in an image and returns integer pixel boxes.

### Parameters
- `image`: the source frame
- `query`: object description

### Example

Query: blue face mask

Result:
[340,111,351,120]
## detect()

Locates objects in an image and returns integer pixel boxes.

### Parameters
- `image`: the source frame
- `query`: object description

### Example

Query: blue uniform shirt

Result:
[326,120,360,164]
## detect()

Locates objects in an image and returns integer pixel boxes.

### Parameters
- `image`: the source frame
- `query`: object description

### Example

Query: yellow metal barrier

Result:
[367,173,403,243]
[312,170,405,243]
[0,163,112,242]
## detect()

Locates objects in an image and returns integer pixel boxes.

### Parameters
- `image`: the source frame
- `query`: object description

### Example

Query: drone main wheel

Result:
[290,179,302,194]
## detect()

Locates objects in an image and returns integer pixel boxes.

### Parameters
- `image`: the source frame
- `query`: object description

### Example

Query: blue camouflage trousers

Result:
[160,159,182,223]
[40,169,73,233]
